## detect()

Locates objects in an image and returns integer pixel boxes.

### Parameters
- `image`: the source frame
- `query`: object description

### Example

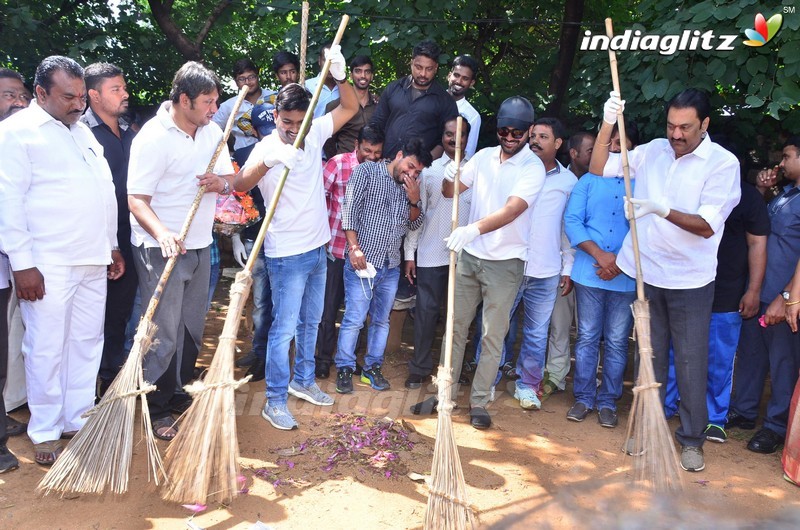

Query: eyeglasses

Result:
[497,127,526,139]
[1,90,31,103]
[236,74,258,83]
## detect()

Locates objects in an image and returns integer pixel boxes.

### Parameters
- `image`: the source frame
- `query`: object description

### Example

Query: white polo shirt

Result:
[525,161,577,278]
[245,113,333,258]
[461,145,545,261]
[0,102,117,270]
[617,135,741,289]
[456,98,481,159]
[128,101,234,250]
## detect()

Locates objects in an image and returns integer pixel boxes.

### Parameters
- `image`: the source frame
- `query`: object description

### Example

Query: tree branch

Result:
[195,0,232,47]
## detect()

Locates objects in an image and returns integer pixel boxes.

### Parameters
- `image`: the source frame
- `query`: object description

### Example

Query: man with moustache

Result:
[594,89,741,472]
[81,63,138,398]
[370,40,458,158]
[324,55,379,158]
[446,55,481,159]
[411,97,545,429]
[0,56,121,464]
[334,138,431,394]
[235,45,358,430]
[403,117,471,389]
[128,62,235,441]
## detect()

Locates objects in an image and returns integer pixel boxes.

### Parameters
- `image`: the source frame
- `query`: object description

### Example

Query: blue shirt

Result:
[761,184,800,303]
[564,172,635,292]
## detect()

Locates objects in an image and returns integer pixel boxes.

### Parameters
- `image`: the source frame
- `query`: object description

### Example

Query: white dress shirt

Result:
[525,161,577,278]
[461,145,546,261]
[128,101,234,250]
[0,102,117,271]
[404,153,472,267]
[617,135,741,289]
[456,98,481,159]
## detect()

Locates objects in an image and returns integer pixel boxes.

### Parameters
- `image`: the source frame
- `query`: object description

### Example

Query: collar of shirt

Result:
[545,160,563,176]
[400,76,447,97]
[80,106,130,131]
[26,100,66,129]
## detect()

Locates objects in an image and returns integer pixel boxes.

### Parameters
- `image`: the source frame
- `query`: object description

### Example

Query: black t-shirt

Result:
[713,182,770,312]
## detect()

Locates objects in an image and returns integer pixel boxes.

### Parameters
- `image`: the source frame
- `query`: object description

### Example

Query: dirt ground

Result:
[2,272,800,530]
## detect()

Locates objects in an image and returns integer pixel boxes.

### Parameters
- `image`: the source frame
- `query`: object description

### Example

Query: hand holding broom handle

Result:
[442,116,464,373]
[139,85,249,323]
[605,17,645,301]
[243,15,350,274]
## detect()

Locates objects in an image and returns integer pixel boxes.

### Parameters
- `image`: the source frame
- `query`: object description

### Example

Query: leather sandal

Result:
[33,440,63,466]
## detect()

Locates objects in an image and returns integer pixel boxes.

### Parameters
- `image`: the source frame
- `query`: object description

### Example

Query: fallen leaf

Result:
[181,503,207,513]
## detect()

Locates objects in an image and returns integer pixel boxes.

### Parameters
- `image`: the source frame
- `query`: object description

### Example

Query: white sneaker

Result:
[513,385,541,410]
[288,380,334,406]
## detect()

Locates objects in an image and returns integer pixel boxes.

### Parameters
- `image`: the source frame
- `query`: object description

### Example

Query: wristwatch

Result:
[221,179,231,195]
[408,200,422,209]
[782,290,791,300]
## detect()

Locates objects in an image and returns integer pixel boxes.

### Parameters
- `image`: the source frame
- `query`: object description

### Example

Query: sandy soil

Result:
[2,273,800,530]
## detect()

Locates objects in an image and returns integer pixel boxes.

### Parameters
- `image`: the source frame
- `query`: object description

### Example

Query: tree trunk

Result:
[148,0,231,62]
[545,0,585,118]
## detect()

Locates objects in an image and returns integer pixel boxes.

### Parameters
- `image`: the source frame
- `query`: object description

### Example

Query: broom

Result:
[160,15,351,505]
[299,0,310,85]
[604,18,683,491]
[37,85,250,496]
[424,117,478,529]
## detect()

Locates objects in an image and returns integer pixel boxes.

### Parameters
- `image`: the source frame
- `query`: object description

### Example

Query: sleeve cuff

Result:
[9,252,35,272]
[697,205,725,234]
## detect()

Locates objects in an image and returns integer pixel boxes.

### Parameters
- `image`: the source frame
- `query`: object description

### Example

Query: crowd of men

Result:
[1,37,799,483]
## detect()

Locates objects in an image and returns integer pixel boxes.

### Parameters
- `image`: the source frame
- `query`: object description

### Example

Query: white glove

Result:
[444,223,480,253]
[231,233,248,268]
[623,197,670,220]
[326,44,347,82]
[443,161,457,183]
[263,143,300,169]
[603,91,625,125]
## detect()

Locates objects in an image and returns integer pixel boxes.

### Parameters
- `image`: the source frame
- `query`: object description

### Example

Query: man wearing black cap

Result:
[411,96,546,429]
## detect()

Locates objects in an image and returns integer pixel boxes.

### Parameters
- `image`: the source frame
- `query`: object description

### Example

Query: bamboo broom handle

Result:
[299,1,310,85]
[442,116,464,371]
[140,85,249,322]
[243,15,350,274]
[605,18,645,302]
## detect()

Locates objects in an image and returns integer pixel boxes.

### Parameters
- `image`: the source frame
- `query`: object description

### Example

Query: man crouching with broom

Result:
[234,45,358,430]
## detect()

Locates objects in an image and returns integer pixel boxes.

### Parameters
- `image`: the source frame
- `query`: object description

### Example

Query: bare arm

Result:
[741,232,767,318]
[330,80,358,134]
[128,194,185,257]
[235,162,265,193]
[588,120,614,175]
[664,209,714,238]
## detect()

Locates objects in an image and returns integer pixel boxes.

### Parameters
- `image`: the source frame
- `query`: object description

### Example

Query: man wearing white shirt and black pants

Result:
[598,89,741,472]
[421,96,545,429]
[128,62,235,441]
[403,117,471,389]
[0,56,122,464]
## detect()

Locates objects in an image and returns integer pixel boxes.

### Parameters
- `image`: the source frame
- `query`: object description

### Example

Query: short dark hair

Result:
[84,62,124,92]
[611,119,640,148]
[445,115,471,136]
[350,55,373,70]
[272,51,300,73]
[34,56,83,94]
[451,55,479,78]
[233,59,258,78]
[169,61,221,104]
[0,68,24,83]
[318,43,332,60]
[666,88,711,122]
[534,117,567,141]
[357,125,384,146]
[568,131,595,151]
[785,136,800,152]
[398,137,434,168]
[412,40,441,63]
[275,82,311,113]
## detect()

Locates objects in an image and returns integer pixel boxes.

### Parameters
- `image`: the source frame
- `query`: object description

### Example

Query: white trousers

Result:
[4,288,27,411]
[20,264,106,444]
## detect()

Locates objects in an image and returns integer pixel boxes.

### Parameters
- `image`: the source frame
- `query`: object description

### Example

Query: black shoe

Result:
[567,402,591,422]
[411,397,439,415]
[726,410,756,430]
[405,373,426,389]
[470,406,491,430]
[235,351,258,368]
[5,416,26,437]
[458,374,470,385]
[0,445,19,474]
[315,361,331,379]
[169,395,192,415]
[336,367,354,394]
[246,358,266,382]
[360,365,390,391]
[597,408,618,428]
[747,427,784,454]
[354,362,363,376]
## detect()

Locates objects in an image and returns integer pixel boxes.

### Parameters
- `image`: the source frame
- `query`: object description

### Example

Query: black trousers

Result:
[316,257,345,365]
[408,265,449,377]
[99,243,138,382]
[0,287,10,445]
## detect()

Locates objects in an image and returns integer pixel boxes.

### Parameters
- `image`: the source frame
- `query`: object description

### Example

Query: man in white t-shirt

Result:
[128,62,235,441]
[411,96,545,429]
[234,45,358,430]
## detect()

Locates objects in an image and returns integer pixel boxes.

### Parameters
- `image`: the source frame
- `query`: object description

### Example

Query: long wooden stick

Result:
[243,15,349,274]
[442,116,464,373]
[299,1,310,85]
[605,18,644,301]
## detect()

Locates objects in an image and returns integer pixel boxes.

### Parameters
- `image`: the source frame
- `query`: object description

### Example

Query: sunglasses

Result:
[497,127,526,139]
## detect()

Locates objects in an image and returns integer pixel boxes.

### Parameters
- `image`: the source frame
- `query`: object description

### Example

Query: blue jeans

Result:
[244,239,273,360]
[513,275,560,391]
[264,245,327,404]
[335,261,400,370]
[573,283,635,411]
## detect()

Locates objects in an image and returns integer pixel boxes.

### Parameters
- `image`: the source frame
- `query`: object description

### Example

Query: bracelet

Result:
[596,140,611,147]
[785,300,800,306]
[221,178,231,195]
[349,244,360,252]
